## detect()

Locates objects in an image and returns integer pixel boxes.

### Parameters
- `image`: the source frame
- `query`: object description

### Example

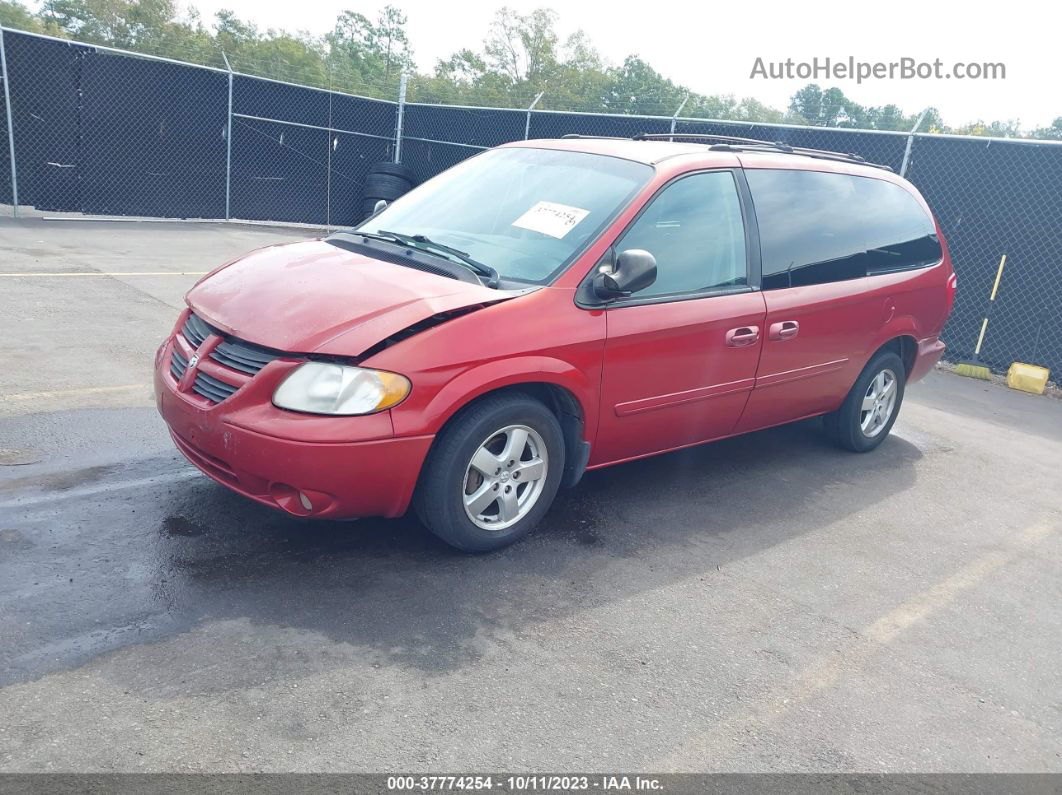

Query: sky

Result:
[183,0,1056,129]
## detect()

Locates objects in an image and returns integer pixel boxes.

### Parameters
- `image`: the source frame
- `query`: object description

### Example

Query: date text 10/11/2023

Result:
[386,775,665,791]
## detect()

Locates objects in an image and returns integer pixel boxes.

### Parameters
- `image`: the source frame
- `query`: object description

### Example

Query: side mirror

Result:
[373,199,389,214]
[592,249,657,300]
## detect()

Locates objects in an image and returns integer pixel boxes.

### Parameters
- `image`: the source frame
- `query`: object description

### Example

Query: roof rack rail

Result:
[632,132,777,147]
[630,132,893,171]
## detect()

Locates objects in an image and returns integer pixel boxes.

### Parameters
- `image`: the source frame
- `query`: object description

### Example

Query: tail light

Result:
[945,272,958,316]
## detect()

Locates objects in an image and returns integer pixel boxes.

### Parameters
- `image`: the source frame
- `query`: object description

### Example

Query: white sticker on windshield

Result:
[511,201,590,239]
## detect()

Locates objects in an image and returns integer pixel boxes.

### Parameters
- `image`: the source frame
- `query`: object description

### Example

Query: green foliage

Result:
[1033,117,1062,140]
[1,0,1056,139]
[1,0,54,32]
[788,84,925,131]
[326,6,412,89]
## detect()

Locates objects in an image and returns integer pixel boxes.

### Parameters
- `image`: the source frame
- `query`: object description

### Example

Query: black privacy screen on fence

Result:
[81,51,228,218]
[3,32,87,212]
[904,136,1062,376]
[0,77,8,206]
[230,75,394,225]
[1,28,1060,377]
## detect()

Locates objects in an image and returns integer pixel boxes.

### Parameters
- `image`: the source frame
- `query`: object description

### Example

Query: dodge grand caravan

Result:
[155,135,955,551]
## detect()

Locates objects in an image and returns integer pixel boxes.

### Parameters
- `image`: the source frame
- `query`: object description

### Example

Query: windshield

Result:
[356,147,652,285]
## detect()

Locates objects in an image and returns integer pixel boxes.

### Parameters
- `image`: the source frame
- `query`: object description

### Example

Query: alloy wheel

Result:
[860,368,898,437]
[462,424,549,531]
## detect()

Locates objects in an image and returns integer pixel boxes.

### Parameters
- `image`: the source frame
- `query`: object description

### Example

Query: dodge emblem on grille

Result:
[188,354,200,368]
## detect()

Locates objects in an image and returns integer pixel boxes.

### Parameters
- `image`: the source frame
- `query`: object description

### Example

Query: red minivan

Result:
[155,135,954,551]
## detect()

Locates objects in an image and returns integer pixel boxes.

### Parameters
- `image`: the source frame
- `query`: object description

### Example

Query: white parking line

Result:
[0,271,208,277]
[3,384,149,402]
[658,519,1056,768]
[0,470,201,510]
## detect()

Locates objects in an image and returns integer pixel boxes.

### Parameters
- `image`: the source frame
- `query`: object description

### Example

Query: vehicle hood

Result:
[187,240,520,356]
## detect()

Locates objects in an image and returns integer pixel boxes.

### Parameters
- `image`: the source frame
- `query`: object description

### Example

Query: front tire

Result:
[824,350,906,452]
[414,393,565,552]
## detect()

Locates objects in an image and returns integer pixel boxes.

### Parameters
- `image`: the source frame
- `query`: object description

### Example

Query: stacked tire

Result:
[361,162,416,219]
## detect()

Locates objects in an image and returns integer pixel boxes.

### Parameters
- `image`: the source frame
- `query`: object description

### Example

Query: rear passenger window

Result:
[746,169,942,290]
[616,171,747,298]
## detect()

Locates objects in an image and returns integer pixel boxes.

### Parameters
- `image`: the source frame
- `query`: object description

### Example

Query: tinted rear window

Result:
[746,169,942,290]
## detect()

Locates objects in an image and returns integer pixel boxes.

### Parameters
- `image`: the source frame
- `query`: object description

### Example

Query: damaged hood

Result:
[187,240,520,356]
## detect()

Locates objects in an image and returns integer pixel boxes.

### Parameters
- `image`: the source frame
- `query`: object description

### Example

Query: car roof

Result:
[504,137,900,182]
[505,137,717,165]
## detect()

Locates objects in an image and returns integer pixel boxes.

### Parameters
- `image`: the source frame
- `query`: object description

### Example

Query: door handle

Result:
[769,320,800,341]
[725,325,760,347]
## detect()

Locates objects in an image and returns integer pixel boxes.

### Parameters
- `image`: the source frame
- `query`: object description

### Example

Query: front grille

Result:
[182,312,214,349]
[210,338,282,375]
[174,311,294,405]
[170,349,188,380]
[193,371,239,403]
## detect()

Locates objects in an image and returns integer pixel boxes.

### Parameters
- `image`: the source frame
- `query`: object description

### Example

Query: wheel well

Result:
[442,382,589,488]
[502,382,583,422]
[878,335,917,376]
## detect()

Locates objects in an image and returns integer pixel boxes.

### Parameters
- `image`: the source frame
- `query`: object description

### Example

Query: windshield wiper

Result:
[354,230,413,248]
[375,229,500,287]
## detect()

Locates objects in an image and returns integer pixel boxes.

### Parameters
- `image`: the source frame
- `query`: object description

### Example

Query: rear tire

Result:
[824,350,905,452]
[414,394,565,552]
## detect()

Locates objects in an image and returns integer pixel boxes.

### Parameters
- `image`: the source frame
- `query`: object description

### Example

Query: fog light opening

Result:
[269,483,335,517]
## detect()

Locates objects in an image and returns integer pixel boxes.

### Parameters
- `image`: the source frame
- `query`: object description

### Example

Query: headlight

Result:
[273,362,410,415]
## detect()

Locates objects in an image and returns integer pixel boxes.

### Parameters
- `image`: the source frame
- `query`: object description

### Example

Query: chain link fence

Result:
[2,26,1060,379]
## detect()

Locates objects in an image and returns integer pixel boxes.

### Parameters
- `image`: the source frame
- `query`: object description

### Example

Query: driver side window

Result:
[617,171,747,298]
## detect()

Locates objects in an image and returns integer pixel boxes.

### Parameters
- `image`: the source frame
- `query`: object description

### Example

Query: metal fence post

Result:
[221,51,233,220]
[899,108,929,178]
[326,61,333,230]
[524,92,544,139]
[0,25,20,217]
[393,72,408,163]
[669,95,689,140]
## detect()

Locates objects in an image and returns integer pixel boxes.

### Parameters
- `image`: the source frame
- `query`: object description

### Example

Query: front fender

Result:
[390,355,599,442]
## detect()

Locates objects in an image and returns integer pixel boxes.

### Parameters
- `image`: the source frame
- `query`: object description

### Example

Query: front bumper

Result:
[154,335,433,519]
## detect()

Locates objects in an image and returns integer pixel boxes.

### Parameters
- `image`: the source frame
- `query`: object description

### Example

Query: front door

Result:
[591,170,767,466]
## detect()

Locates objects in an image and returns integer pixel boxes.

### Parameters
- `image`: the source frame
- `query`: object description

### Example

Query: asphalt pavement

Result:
[1,217,1059,772]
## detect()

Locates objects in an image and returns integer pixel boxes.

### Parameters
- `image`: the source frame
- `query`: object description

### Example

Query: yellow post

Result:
[989,254,1007,301]
[974,318,989,356]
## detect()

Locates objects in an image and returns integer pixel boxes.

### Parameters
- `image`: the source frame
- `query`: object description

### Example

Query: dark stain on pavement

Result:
[0,463,117,493]
[0,412,934,691]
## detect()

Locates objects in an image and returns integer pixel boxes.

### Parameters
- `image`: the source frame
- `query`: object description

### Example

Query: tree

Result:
[862,104,909,131]
[1033,117,1062,140]
[788,84,852,126]
[731,97,788,124]
[418,7,606,109]
[213,11,327,86]
[950,119,1022,138]
[603,55,684,115]
[483,7,557,86]
[327,5,412,89]
[374,5,412,82]
[3,1,1058,139]
[38,0,181,48]
[1,0,54,32]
